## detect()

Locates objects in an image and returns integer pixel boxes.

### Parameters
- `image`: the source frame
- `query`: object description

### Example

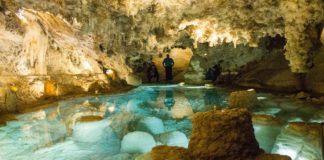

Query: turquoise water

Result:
[0,85,322,160]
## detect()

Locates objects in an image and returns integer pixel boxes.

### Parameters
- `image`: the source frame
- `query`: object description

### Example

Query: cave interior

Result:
[0,0,323,160]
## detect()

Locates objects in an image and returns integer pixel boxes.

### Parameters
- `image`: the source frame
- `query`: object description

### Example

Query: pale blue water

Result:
[0,85,322,160]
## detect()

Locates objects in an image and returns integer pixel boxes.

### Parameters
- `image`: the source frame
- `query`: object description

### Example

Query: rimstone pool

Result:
[0,85,323,160]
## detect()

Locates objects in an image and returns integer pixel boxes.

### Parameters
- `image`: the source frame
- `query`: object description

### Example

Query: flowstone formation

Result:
[0,7,130,112]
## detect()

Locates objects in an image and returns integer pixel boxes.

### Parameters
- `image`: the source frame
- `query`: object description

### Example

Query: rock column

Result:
[189,108,262,160]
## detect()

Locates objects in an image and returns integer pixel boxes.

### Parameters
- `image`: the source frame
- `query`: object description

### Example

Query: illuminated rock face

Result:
[272,123,322,160]
[189,108,262,160]
[0,8,129,110]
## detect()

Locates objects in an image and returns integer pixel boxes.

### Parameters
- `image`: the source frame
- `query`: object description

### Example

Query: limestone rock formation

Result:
[234,52,300,92]
[272,122,322,160]
[121,131,156,154]
[136,116,165,135]
[189,108,262,160]
[235,45,324,94]
[305,48,324,94]
[150,145,191,160]
[184,56,206,85]
[0,7,129,111]
[252,114,284,153]
[2,0,323,74]
[156,131,189,148]
[228,89,258,108]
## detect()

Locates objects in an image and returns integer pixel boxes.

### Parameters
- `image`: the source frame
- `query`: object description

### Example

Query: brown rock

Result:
[189,108,263,160]
[78,115,103,122]
[151,146,191,160]
[229,89,257,108]
[252,114,283,125]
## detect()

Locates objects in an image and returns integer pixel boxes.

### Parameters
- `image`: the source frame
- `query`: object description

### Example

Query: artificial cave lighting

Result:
[0,0,323,160]
[106,69,114,76]
[81,61,93,72]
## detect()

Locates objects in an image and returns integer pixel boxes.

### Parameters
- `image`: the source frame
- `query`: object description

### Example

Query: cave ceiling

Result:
[1,0,324,73]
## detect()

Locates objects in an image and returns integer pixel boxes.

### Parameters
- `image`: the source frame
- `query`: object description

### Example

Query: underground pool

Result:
[0,85,323,160]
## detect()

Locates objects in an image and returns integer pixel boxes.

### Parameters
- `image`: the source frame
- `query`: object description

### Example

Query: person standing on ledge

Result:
[163,54,174,82]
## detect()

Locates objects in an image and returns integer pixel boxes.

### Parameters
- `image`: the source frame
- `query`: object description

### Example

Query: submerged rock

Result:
[109,111,139,138]
[272,122,322,160]
[252,114,284,153]
[157,131,188,148]
[136,116,165,135]
[121,131,156,153]
[73,120,101,143]
[170,95,193,119]
[104,153,133,160]
[189,108,262,160]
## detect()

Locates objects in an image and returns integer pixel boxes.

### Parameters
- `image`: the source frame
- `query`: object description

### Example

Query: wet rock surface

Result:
[121,131,156,154]
[272,122,322,160]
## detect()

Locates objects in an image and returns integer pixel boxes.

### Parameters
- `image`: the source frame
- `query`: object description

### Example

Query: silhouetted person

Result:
[206,64,222,82]
[163,54,174,81]
[147,62,159,83]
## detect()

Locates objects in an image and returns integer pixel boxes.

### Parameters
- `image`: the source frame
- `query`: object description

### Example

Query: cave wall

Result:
[0,8,129,112]
[185,42,269,84]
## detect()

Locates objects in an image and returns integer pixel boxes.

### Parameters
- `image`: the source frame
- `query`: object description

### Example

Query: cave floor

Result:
[0,85,322,160]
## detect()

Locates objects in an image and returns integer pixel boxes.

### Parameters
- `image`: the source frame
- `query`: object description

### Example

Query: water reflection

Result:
[0,85,322,160]
[164,90,175,110]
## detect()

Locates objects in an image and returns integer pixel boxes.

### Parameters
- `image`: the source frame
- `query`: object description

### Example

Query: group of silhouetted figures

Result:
[147,54,174,83]
[147,54,222,83]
